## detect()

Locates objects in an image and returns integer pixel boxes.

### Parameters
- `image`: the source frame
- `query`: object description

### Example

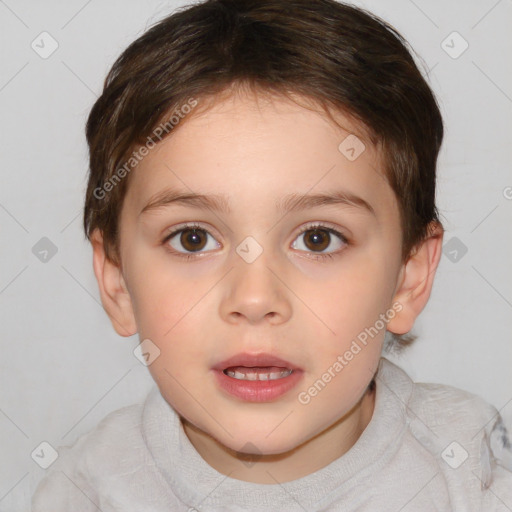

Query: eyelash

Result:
[161,222,349,261]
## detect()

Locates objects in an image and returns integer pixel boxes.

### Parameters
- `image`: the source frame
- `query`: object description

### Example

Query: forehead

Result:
[123,91,396,222]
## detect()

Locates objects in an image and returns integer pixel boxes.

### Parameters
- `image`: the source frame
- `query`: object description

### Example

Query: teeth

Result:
[225,368,293,381]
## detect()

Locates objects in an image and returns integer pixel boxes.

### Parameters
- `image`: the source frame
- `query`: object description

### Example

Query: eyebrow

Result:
[139,188,376,217]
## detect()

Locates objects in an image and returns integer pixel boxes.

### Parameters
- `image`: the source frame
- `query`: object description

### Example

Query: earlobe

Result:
[91,229,138,337]
[387,222,444,335]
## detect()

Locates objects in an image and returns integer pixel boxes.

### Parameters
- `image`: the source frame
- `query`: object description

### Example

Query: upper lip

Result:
[213,352,303,371]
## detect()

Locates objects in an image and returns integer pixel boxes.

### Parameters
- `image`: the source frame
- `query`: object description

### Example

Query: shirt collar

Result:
[142,357,413,510]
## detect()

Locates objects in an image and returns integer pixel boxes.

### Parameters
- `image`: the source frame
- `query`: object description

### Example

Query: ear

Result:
[90,228,137,337]
[387,222,444,335]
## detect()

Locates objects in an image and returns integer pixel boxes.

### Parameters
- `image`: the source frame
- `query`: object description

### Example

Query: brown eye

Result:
[179,228,208,252]
[291,224,347,257]
[166,225,220,255]
[303,228,330,252]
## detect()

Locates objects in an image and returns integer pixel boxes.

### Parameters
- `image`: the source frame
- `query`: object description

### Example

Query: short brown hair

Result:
[83,0,444,348]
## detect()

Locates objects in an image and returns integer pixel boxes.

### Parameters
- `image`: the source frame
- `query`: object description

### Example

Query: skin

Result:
[91,88,443,484]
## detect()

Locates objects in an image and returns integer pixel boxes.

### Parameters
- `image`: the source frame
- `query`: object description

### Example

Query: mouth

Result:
[213,352,302,373]
[212,352,304,402]
[222,366,294,381]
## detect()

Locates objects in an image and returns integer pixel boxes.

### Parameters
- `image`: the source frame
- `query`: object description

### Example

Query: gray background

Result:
[0,0,511,509]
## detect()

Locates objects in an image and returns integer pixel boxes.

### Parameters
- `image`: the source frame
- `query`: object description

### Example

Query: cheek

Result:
[127,264,221,389]
[133,283,209,347]
[126,247,218,336]
[297,257,395,377]
[301,258,395,333]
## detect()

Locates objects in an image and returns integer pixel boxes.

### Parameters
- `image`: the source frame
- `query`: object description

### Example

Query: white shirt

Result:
[31,358,512,511]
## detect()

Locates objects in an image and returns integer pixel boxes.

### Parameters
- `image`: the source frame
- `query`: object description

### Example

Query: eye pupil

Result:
[305,229,329,251]
[181,228,206,252]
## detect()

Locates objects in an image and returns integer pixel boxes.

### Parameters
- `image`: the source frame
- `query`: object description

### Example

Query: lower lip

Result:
[212,368,304,402]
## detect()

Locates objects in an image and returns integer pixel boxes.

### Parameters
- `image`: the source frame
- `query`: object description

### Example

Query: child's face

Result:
[103,90,414,476]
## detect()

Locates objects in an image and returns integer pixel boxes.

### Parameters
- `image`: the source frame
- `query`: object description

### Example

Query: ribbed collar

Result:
[142,357,413,510]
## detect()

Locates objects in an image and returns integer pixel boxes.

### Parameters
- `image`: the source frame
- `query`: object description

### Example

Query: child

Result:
[31,0,512,510]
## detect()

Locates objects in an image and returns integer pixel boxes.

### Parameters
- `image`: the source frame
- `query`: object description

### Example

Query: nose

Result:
[219,249,293,326]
